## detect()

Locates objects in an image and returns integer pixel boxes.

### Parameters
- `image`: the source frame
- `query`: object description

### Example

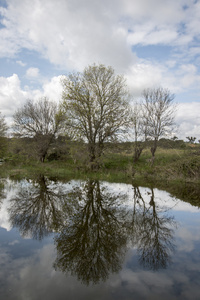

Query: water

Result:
[0,176,200,300]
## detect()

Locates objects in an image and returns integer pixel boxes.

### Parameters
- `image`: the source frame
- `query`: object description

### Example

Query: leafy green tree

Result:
[61,63,130,169]
[13,97,64,162]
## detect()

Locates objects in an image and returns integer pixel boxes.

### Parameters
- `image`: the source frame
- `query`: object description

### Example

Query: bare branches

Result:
[12,97,63,162]
[141,87,176,159]
[13,98,61,137]
[130,87,176,164]
[142,87,175,140]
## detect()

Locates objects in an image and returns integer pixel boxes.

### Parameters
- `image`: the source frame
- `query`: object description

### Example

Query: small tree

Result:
[61,63,130,169]
[171,136,178,141]
[142,87,176,163]
[186,136,196,143]
[13,97,63,162]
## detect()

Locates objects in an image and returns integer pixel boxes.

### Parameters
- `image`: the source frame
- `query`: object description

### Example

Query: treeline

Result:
[0,63,199,170]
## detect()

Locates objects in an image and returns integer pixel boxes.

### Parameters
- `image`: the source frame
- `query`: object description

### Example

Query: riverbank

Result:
[1,146,200,185]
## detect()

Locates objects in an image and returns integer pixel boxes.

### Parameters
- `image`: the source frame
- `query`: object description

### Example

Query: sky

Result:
[0,0,200,140]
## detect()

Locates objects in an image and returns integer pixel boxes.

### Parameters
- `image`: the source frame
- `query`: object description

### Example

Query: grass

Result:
[0,145,200,185]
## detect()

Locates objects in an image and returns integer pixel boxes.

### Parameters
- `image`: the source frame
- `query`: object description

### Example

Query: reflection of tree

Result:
[7,176,177,283]
[8,175,68,239]
[54,180,128,285]
[129,186,175,270]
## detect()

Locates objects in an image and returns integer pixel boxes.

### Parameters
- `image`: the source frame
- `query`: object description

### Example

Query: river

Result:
[0,176,200,300]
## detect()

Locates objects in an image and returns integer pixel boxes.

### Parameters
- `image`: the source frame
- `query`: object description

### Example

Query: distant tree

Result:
[142,87,176,163]
[13,97,64,162]
[61,63,130,169]
[186,136,196,143]
[0,112,8,157]
[171,136,178,141]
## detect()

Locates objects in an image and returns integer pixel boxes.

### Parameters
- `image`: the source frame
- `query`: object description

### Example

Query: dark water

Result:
[0,176,200,300]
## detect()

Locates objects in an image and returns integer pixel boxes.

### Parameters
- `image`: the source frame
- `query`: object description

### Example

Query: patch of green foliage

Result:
[1,138,200,184]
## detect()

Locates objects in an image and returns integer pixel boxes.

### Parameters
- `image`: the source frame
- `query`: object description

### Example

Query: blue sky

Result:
[0,0,200,139]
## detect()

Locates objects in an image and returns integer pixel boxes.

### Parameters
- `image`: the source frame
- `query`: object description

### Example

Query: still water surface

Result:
[0,176,200,300]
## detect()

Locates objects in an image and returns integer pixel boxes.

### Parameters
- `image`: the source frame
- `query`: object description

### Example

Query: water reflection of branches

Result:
[8,175,69,239]
[7,176,177,284]
[54,180,128,285]
[129,186,176,270]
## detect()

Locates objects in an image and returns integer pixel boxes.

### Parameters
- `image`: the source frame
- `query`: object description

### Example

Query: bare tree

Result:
[61,63,130,169]
[142,87,176,162]
[13,97,63,162]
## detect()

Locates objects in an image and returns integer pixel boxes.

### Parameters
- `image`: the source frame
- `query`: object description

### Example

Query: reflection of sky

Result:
[0,180,18,231]
[101,182,200,214]
[120,210,200,300]
[0,179,200,299]
[0,229,200,300]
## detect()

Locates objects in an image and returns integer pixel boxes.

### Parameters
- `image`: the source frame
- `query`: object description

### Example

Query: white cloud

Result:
[26,67,40,78]
[16,60,26,67]
[31,75,64,102]
[0,74,29,121]
[0,0,198,71]
[127,25,178,46]
[126,62,165,96]
[175,102,200,140]
[0,0,200,138]
[0,0,134,72]
[0,74,63,126]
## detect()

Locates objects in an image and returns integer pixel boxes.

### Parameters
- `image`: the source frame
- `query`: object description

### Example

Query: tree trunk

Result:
[150,139,158,165]
[133,145,143,163]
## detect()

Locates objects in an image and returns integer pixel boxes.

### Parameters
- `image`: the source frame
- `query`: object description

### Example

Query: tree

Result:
[128,186,175,270]
[131,102,146,164]
[54,180,128,285]
[9,175,65,239]
[61,63,130,169]
[0,112,8,157]
[171,135,178,141]
[13,97,63,162]
[142,87,176,162]
[186,136,196,143]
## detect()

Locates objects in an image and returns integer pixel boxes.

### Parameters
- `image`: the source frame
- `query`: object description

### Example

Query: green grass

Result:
[1,146,200,185]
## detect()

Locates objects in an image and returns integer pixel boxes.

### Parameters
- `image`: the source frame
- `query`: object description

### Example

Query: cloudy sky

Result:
[0,0,200,140]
